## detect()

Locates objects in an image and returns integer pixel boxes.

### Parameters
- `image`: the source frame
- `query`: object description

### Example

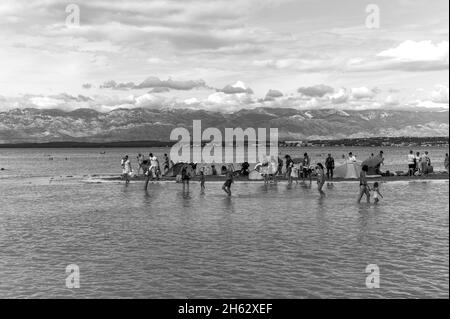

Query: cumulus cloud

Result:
[99,80,136,90]
[218,81,254,94]
[351,87,377,100]
[384,95,400,106]
[330,88,350,104]
[377,40,449,62]
[264,89,284,101]
[135,77,207,90]
[148,87,171,94]
[134,93,169,109]
[99,77,207,91]
[431,85,449,104]
[298,84,334,97]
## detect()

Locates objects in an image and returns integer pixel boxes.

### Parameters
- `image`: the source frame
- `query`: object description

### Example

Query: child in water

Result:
[372,182,383,204]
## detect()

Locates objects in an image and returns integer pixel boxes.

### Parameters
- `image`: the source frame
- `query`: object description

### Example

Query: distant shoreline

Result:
[0,141,177,148]
[0,136,448,148]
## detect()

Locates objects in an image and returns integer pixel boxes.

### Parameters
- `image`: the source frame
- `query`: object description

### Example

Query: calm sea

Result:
[0,146,448,298]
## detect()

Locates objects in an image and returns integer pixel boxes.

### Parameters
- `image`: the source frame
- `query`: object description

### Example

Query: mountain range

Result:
[0,107,448,144]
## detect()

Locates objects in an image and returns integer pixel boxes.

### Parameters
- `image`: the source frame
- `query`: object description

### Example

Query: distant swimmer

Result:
[121,155,133,185]
[222,165,234,196]
[372,182,383,205]
[357,165,371,204]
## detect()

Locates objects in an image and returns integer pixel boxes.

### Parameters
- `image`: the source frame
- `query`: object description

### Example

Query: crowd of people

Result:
[120,150,448,202]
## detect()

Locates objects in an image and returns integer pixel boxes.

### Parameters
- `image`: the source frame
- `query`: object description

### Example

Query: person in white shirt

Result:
[148,153,159,179]
[121,155,132,185]
[348,152,357,163]
[415,152,421,174]
[407,150,416,176]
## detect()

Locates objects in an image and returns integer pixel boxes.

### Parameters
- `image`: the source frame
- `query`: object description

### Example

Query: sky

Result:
[0,0,448,112]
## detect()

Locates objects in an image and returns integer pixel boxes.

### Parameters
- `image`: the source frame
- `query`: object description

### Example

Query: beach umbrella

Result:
[361,157,382,168]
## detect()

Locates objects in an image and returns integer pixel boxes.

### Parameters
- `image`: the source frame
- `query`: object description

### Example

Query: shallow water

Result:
[0,148,448,298]
[0,146,448,179]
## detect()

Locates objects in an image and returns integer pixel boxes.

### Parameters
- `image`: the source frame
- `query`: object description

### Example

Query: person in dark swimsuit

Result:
[285,155,294,184]
[181,164,190,191]
[222,165,234,196]
[358,165,371,204]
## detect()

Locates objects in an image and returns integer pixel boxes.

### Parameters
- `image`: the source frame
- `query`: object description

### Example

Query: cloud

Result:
[134,93,169,109]
[297,84,334,97]
[385,95,400,106]
[218,81,254,94]
[135,77,207,90]
[148,87,171,94]
[264,89,284,101]
[351,87,377,100]
[377,40,449,62]
[99,76,207,91]
[431,85,449,104]
[347,40,450,72]
[330,88,350,104]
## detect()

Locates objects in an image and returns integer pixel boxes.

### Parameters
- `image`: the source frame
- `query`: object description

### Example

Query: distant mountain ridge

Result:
[0,107,448,144]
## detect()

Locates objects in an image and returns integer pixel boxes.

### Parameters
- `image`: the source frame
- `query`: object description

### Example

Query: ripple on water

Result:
[0,180,448,298]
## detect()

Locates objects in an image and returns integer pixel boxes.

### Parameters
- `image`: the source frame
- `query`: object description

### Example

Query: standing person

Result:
[199,168,206,192]
[348,152,357,162]
[149,153,158,179]
[155,157,162,180]
[407,150,416,176]
[137,153,145,175]
[357,165,371,204]
[222,165,234,196]
[325,154,335,180]
[121,155,133,185]
[285,155,294,184]
[181,164,190,191]
[302,153,311,182]
[316,163,326,195]
[421,151,429,175]
[415,152,422,174]
[445,153,449,173]
[277,156,283,176]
